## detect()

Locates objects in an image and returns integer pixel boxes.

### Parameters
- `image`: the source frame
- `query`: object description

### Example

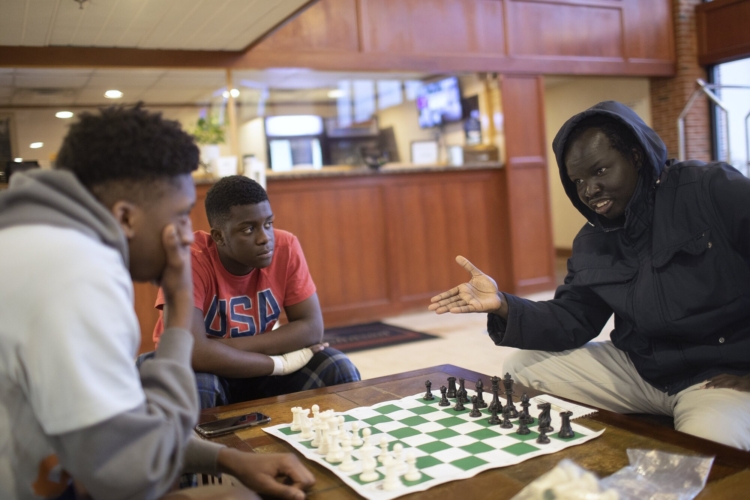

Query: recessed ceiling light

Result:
[14,158,22,162]
[327,89,346,99]
[104,90,123,99]
[30,142,43,149]
[56,111,74,119]
[222,88,240,98]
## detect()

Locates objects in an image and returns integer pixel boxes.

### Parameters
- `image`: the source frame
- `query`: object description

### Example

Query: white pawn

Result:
[337,415,349,441]
[300,409,313,439]
[377,436,389,464]
[318,420,329,455]
[351,422,363,447]
[382,457,402,491]
[358,448,379,483]
[290,407,301,432]
[404,451,420,482]
[311,404,320,423]
[311,418,322,447]
[392,443,405,472]
[339,434,355,472]
[361,427,372,452]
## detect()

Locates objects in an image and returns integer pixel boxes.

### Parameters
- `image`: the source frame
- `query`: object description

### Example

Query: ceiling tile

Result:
[0,1,27,45]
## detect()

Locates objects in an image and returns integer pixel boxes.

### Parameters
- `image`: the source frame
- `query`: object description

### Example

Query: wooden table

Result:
[200,365,750,499]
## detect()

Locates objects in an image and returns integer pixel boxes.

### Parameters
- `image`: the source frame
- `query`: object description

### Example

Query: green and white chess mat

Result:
[264,391,604,500]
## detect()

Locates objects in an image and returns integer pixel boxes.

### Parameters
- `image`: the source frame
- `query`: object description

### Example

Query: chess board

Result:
[264,391,604,500]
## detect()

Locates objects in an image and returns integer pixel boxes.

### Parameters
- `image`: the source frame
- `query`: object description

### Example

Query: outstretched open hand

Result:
[428,256,507,317]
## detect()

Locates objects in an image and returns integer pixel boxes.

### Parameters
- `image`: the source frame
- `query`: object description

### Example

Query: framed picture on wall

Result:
[410,140,439,165]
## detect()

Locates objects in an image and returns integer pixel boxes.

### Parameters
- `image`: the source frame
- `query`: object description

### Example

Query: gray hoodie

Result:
[0,170,223,499]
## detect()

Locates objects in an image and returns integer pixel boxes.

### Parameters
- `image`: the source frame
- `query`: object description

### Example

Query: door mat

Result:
[323,322,439,353]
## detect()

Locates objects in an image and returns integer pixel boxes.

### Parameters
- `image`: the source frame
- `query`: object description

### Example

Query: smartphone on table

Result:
[195,412,272,437]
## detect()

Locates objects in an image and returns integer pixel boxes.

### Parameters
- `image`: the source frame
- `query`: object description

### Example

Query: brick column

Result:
[650,0,712,162]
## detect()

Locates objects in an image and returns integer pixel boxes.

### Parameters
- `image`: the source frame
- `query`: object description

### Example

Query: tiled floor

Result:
[347,273,615,380]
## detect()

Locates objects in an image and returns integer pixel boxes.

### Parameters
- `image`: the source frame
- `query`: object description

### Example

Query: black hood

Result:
[551,101,667,226]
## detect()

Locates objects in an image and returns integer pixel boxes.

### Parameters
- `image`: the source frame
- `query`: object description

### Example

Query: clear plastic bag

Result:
[511,450,713,500]
[599,449,714,500]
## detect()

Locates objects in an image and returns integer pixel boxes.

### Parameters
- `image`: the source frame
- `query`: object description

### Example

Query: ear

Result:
[632,148,643,170]
[110,200,140,239]
[210,227,225,246]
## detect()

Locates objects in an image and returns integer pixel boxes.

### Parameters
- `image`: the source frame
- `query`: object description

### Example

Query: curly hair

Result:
[56,104,199,190]
[564,115,646,170]
[205,175,269,228]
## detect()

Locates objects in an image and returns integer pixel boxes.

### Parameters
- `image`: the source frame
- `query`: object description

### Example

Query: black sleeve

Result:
[708,164,750,260]
[487,262,613,351]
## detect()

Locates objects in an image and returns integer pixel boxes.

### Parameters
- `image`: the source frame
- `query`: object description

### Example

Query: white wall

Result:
[543,76,652,250]
[238,117,268,168]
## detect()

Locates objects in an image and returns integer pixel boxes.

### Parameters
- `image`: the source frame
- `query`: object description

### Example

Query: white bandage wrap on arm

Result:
[270,347,314,376]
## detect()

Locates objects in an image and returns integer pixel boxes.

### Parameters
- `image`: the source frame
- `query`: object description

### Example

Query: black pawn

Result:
[516,419,530,435]
[438,386,450,406]
[476,379,488,408]
[503,373,518,418]
[557,411,575,439]
[447,377,457,398]
[424,380,434,400]
[536,429,550,444]
[519,392,534,424]
[488,404,501,425]
[500,406,514,429]
[453,396,465,412]
[469,396,482,418]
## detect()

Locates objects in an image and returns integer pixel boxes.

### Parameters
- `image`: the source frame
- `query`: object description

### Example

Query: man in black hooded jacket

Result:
[430,101,750,450]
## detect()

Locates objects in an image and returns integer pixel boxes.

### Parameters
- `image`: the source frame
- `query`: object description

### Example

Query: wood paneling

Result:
[697,0,750,66]
[501,75,556,294]
[359,0,505,56]
[1,0,675,77]
[506,1,623,58]
[253,0,360,53]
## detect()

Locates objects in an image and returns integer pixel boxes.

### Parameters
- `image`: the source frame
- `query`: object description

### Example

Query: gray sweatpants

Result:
[502,341,750,450]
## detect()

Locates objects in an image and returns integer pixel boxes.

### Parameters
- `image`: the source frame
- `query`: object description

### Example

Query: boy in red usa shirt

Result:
[151,175,360,408]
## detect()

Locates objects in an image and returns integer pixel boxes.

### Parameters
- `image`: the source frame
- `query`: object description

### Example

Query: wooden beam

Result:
[696,0,750,66]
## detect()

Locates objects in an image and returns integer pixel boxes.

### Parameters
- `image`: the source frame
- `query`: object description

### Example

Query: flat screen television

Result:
[416,77,463,128]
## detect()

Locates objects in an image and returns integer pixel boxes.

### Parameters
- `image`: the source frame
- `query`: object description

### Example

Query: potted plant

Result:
[191,117,226,169]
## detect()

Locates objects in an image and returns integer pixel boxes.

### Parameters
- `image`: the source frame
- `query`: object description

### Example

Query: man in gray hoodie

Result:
[0,105,314,499]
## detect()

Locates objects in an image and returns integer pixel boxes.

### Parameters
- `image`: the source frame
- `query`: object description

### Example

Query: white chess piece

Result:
[361,427,372,452]
[404,451,420,482]
[290,407,301,432]
[337,415,349,441]
[300,409,313,439]
[351,422,363,447]
[311,404,320,423]
[339,434,355,472]
[382,457,402,491]
[377,436,389,463]
[326,429,342,463]
[318,417,330,455]
[358,448,379,483]
[311,418,322,447]
[392,443,406,473]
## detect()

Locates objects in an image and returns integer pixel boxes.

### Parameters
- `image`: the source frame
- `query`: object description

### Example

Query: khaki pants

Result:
[502,341,750,450]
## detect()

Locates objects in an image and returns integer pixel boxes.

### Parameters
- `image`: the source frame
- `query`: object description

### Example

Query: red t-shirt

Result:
[152,229,316,344]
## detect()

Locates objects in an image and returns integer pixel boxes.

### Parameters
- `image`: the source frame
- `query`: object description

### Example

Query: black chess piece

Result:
[453,396,465,412]
[516,418,530,435]
[500,406,513,429]
[519,392,534,424]
[424,380,434,400]
[488,403,501,425]
[489,376,502,414]
[537,403,554,433]
[447,377,457,398]
[439,385,450,406]
[469,395,482,418]
[475,379,488,408]
[458,378,469,404]
[503,373,519,418]
[557,411,575,439]
[536,428,550,444]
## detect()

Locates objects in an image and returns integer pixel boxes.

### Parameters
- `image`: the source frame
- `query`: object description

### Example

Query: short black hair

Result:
[56,104,199,192]
[565,115,646,170]
[205,175,269,228]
